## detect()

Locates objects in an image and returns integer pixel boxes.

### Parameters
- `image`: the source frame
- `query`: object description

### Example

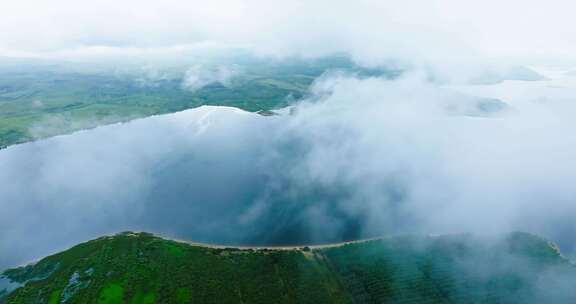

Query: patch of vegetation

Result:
[1,232,574,303]
[99,283,123,304]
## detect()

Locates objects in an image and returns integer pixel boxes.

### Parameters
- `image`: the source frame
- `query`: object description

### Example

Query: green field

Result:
[0,55,394,148]
[2,232,574,303]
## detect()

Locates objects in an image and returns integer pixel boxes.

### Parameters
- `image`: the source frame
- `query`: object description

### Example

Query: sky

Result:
[1,0,576,64]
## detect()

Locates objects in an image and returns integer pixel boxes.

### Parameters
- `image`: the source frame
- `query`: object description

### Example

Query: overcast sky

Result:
[1,0,575,64]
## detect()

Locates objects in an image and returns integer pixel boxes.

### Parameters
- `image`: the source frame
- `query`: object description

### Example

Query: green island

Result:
[2,231,574,303]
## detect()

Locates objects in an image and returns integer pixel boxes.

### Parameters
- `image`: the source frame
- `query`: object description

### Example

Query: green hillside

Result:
[2,232,574,303]
[0,56,394,148]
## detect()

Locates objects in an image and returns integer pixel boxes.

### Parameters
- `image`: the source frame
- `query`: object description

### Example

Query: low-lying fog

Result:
[2,69,576,270]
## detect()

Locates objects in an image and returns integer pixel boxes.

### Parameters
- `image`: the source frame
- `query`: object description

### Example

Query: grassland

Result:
[1,231,574,303]
[0,55,392,148]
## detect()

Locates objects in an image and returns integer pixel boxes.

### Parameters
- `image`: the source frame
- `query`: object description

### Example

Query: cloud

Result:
[0,106,277,268]
[2,0,576,65]
[2,3,576,293]
[278,72,576,247]
[181,65,238,91]
[2,70,576,270]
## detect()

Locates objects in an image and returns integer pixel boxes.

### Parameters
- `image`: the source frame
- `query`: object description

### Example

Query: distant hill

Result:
[0,55,396,149]
[2,232,575,303]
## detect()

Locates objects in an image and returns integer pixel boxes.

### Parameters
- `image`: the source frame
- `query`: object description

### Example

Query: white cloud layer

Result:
[2,0,576,64]
[2,1,576,284]
[2,71,576,269]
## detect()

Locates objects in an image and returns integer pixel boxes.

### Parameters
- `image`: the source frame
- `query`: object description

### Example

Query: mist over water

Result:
[1,69,576,270]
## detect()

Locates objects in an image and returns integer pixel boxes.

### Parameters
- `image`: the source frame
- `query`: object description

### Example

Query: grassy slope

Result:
[0,56,383,148]
[0,69,300,148]
[2,232,575,303]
